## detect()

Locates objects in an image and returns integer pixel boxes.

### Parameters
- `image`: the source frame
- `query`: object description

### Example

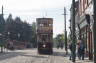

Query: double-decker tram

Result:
[36,18,53,54]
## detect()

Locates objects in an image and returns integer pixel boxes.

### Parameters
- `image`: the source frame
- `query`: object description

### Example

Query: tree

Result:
[54,34,65,49]
[5,15,33,42]
[31,22,37,48]
[20,21,33,42]
[4,14,38,48]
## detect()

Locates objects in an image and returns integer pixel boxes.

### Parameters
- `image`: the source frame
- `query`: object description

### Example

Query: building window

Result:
[40,24,43,27]
[49,24,52,26]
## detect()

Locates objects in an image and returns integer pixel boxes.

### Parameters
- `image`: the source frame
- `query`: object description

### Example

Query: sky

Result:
[0,0,72,37]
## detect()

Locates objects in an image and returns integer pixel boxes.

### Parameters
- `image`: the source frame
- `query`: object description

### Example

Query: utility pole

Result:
[72,0,76,62]
[0,5,4,53]
[93,0,96,63]
[63,7,67,55]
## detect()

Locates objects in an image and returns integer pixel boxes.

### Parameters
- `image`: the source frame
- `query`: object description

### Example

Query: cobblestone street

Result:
[0,48,94,63]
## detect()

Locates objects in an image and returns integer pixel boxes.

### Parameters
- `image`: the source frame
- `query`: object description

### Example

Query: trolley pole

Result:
[93,0,96,63]
[71,0,76,62]
[63,7,68,55]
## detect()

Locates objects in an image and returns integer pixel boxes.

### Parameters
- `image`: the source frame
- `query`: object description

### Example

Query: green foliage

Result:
[4,14,37,47]
[53,34,65,48]
[0,14,37,48]
[31,22,37,47]
[56,34,64,42]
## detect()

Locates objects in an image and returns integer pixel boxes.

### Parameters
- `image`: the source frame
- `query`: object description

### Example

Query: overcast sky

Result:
[0,0,72,37]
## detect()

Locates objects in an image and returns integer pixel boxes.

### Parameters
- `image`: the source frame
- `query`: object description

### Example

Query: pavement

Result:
[52,48,93,63]
[0,48,94,63]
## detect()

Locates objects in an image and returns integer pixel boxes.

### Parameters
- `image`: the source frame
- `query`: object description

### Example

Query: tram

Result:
[36,18,53,54]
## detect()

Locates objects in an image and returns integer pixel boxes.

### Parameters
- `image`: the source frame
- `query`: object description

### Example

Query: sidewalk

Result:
[65,57,94,63]
[54,48,94,63]
[64,50,94,63]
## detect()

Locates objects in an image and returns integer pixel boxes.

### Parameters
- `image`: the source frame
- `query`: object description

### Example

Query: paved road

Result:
[0,48,94,63]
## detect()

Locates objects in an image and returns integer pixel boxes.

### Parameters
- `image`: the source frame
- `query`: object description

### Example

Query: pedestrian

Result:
[77,40,85,60]
[69,42,72,60]
[80,40,85,60]
[77,40,81,60]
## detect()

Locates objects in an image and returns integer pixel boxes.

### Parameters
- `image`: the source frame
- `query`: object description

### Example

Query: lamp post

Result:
[93,0,96,62]
[71,0,76,62]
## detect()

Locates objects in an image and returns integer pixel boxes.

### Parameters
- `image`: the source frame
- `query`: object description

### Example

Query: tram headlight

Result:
[43,44,46,48]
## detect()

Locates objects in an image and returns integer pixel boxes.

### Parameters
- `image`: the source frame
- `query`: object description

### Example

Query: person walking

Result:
[77,40,81,60]
[77,40,85,60]
[80,40,85,60]
[69,42,72,60]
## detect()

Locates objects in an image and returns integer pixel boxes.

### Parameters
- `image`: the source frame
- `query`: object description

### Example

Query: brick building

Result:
[70,0,94,60]
[78,0,93,60]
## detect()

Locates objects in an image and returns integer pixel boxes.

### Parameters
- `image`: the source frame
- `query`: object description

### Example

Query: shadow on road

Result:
[0,51,26,61]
